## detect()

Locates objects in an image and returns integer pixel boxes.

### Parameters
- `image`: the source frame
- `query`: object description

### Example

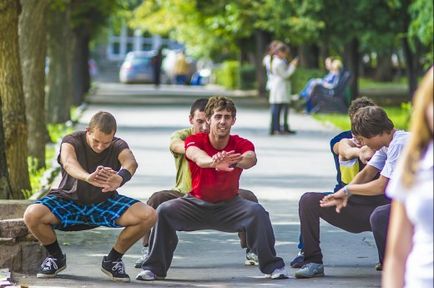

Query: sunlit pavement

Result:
[17,84,381,287]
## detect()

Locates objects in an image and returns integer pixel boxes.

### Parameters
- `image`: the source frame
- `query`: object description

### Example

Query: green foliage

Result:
[290,68,323,94]
[254,0,324,44]
[25,158,47,199]
[213,60,240,89]
[239,64,256,90]
[408,0,433,67]
[48,123,74,143]
[130,0,431,75]
[24,123,74,198]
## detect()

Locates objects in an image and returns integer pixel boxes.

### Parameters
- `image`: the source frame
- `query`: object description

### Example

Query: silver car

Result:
[119,51,155,84]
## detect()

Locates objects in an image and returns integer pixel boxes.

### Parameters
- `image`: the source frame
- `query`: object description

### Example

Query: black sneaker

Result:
[101,256,130,282]
[36,254,66,278]
[290,250,305,268]
[375,262,383,271]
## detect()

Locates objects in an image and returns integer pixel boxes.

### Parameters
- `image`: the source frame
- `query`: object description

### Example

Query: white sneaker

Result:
[135,269,164,281]
[265,266,288,279]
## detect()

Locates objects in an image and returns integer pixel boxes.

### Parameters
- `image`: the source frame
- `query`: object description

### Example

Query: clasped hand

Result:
[319,189,349,213]
[85,166,122,192]
[211,150,242,172]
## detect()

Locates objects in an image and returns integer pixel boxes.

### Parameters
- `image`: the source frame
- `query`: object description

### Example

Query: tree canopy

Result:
[131,0,432,68]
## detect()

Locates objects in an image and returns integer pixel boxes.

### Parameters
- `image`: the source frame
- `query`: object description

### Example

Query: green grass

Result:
[313,104,412,131]
[359,77,408,89]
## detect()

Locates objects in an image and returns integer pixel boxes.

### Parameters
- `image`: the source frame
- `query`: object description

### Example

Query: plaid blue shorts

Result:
[36,194,139,229]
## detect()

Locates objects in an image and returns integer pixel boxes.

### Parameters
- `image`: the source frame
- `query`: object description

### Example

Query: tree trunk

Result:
[255,30,271,97]
[298,44,319,68]
[46,5,72,123]
[19,0,49,169]
[399,0,418,100]
[402,38,418,100]
[0,0,31,199]
[0,97,12,199]
[73,29,91,105]
[343,38,360,100]
[71,32,82,106]
[373,52,394,82]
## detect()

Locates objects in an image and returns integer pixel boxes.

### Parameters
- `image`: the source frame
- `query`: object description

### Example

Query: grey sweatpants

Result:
[142,195,284,277]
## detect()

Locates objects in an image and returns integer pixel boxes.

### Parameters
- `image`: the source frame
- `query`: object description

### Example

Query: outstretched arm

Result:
[60,143,108,188]
[320,165,385,213]
[232,151,257,169]
[170,138,185,154]
[101,148,138,192]
[186,146,242,172]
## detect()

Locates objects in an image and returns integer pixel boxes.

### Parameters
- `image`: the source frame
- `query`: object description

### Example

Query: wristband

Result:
[343,185,352,197]
[117,169,132,187]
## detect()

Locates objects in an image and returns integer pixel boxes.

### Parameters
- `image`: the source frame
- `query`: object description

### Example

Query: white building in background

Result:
[106,24,183,62]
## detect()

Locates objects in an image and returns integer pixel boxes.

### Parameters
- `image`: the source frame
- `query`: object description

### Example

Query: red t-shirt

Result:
[185,133,255,203]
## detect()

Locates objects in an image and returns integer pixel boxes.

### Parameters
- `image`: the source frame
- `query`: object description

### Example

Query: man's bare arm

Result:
[347,175,389,196]
[170,138,185,155]
[186,146,241,171]
[350,164,380,184]
[118,148,138,175]
[335,139,360,161]
[186,146,216,168]
[60,143,91,182]
[234,151,257,169]
[101,148,138,192]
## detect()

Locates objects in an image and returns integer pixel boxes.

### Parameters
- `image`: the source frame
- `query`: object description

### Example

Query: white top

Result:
[268,56,296,104]
[368,130,410,178]
[262,55,273,91]
[386,141,433,288]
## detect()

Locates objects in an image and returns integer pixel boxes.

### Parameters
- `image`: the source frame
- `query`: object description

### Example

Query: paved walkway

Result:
[16,84,381,287]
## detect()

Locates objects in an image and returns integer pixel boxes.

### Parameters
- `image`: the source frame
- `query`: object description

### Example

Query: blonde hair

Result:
[331,59,343,71]
[400,67,433,188]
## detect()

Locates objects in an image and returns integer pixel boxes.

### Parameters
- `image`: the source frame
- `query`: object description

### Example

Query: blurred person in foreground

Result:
[382,67,433,288]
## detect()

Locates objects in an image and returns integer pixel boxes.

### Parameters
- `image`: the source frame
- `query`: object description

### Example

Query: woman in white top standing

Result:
[269,43,298,135]
[263,40,282,92]
[382,67,433,288]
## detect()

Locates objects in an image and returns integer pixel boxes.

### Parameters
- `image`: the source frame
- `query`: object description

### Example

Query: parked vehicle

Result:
[119,51,156,84]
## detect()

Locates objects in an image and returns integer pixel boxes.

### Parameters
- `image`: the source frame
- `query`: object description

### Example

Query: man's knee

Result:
[155,199,180,219]
[130,202,157,228]
[238,189,258,203]
[299,192,324,209]
[147,190,171,209]
[245,202,267,218]
[370,205,390,232]
[23,204,49,227]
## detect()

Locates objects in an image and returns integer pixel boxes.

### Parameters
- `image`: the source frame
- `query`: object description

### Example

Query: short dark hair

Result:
[348,97,376,119]
[88,111,117,134]
[205,96,236,119]
[351,106,394,138]
[190,98,208,116]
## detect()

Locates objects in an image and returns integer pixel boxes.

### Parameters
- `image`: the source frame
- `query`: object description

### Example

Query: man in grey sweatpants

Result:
[136,96,287,281]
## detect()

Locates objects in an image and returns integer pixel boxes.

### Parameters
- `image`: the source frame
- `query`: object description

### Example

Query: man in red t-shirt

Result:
[136,96,287,281]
